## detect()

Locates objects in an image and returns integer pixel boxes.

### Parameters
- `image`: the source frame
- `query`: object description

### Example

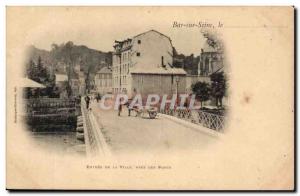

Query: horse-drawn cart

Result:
[133,106,158,119]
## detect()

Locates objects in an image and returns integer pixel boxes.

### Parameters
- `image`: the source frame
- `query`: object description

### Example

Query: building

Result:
[94,66,112,94]
[53,73,68,98]
[55,73,68,86]
[198,42,224,76]
[112,30,186,98]
[180,39,225,94]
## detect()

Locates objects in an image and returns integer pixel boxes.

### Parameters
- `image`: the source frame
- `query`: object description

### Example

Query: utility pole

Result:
[175,76,180,106]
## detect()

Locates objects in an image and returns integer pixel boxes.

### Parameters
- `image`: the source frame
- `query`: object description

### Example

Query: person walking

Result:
[118,102,122,116]
[96,93,101,103]
[85,95,90,110]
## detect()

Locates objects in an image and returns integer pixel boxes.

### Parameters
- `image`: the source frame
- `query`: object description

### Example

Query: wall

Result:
[131,74,186,98]
[199,52,223,76]
[95,73,112,94]
[131,31,173,71]
[112,30,174,95]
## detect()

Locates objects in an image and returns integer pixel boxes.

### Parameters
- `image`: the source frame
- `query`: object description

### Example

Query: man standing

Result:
[118,102,122,116]
[96,93,101,103]
[85,95,90,110]
[125,99,132,116]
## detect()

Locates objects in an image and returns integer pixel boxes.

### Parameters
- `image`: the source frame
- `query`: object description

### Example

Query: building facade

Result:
[198,43,224,76]
[94,66,112,94]
[112,30,186,98]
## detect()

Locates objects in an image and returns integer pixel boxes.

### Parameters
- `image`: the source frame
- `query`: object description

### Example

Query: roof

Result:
[19,78,46,88]
[96,66,112,74]
[115,30,171,46]
[211,66,224,75]
[55,74,68,82]
[133,30,171,41]
[130,67,186,75]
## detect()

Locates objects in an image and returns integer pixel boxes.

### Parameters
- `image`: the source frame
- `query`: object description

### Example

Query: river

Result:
[30,131,85,156]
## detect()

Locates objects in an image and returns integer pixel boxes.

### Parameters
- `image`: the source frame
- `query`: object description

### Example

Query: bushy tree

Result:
[210,71,226,107]
[192,81,210,108]
[26,56,56,97]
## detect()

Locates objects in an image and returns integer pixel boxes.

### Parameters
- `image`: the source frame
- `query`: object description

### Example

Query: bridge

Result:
[78,99,111,157]
[77,99,224,157]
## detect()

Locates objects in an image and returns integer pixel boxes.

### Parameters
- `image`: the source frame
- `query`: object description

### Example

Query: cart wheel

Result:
[149,112,157,119]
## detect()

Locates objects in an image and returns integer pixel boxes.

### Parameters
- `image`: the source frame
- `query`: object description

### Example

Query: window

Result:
[137,52,140,57]
[138,40,141,44]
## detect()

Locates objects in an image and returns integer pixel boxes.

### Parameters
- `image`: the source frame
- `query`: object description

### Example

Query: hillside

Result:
[26,42,112,75]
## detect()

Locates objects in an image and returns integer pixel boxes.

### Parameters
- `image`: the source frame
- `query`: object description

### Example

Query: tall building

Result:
[198,42,224,76]
[112,30,186,98]
[94,66,112,95]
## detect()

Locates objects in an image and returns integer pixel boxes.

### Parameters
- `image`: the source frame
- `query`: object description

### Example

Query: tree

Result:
[26,56,56,98]
[51,42,77,73]
[210,71,226,108]
[27,59,36,79]
[85,66,92,94]
[191,81,210,108]
[201,30,223,52]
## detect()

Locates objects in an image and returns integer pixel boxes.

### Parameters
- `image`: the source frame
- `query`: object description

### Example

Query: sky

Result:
[34,28,207,56]
[23,7,209,56]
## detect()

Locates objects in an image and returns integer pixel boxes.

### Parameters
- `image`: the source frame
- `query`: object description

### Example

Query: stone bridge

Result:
[77,99,223,157]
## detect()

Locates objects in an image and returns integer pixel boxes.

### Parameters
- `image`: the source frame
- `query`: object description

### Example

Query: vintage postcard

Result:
[6,6,294,190]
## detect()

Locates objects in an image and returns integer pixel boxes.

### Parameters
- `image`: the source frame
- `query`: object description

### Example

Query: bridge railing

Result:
[81,99,110,157]
[160,108,226,132]
[23,98,78,127]
[24,98,78,115]
[81,102,100,157]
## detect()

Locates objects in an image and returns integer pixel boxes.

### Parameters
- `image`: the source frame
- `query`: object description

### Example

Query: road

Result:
[90,100,218,156]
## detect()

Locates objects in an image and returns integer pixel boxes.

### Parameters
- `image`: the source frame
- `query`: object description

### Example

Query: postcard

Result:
[6,6,294,190]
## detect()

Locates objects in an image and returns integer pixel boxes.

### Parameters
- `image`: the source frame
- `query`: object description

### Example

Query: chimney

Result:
[161,56,165,68]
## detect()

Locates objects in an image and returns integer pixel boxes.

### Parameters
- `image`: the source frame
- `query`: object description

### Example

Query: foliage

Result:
[173,51,200,75]
[201,30,224,52]
[26,56,57,98]
[191,71,227,108]
[50,42,112,74]
[50,42,112,93]
[210,71,226,107]
[191,81,210,107]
